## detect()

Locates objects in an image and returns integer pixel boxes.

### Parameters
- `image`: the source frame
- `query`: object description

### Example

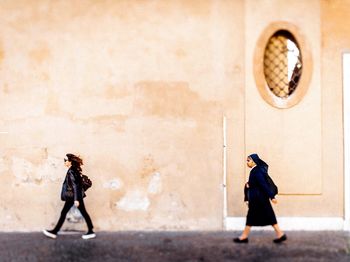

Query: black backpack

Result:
[81,174,92,191]
[266,174,278,197]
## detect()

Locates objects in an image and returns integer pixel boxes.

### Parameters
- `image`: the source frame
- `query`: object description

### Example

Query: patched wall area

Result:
[0,0,244,231]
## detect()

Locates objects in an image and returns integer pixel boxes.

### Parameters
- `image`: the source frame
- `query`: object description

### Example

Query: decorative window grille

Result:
[263,30,302,98]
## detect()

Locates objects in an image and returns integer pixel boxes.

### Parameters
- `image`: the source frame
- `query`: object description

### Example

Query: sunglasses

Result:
[64,158,68,162]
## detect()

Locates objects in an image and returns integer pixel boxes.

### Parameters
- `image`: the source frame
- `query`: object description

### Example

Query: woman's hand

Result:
[271,198,277,204]
[74,201,79,207]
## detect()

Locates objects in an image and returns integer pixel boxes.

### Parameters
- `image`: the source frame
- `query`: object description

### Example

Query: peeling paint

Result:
[35,156,62,182]
[103,178,123,190]
[116,190,150,211]
[140,155,157,178]
[11,156,63,184]
[11,157,33,182]
[148,172,162,194]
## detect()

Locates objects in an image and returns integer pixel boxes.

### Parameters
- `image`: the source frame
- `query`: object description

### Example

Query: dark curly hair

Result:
[66,153,83,172]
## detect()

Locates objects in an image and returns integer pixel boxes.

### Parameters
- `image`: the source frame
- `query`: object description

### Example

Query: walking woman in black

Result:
[43,154,96,240]
[233,154,286,244]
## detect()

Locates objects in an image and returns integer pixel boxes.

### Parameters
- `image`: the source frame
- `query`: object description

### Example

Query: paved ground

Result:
[0,231,349,262]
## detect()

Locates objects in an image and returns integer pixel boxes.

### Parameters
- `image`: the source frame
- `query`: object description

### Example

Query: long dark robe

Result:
[245,166,277,226]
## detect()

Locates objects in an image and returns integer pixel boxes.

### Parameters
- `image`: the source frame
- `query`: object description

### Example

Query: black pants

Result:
[52,200,94,233]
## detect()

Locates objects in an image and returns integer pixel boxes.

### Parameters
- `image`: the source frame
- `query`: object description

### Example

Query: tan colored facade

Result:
[0,0,348,231]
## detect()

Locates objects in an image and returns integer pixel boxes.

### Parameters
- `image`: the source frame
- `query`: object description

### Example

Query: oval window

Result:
[263,30,302,99]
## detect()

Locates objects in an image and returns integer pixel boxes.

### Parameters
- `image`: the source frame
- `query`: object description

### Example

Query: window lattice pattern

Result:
[264,31,302,98]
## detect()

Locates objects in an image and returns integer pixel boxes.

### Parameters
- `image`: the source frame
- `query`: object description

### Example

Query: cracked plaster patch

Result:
[148,172,162,194]
[103,178,123,190]
[36,156,62,182]
[12,157,33,182]
[116,190,150,211]
[11,156,63,184]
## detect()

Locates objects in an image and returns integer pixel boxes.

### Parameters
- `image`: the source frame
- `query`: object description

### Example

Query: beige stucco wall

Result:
[320,0,350,217]
[0,0,348,231]
[243,0,324,217]
[0,0,245,231]
[229,0,349,218]
[230,0,348,218]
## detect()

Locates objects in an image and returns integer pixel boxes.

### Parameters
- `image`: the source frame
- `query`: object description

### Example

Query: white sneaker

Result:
[43,229,57,239]
[82,232,96,240]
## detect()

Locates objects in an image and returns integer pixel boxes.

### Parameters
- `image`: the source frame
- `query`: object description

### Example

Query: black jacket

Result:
[61,168,85,201]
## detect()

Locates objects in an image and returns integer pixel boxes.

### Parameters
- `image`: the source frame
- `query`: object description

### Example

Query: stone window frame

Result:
[253,22,312,109]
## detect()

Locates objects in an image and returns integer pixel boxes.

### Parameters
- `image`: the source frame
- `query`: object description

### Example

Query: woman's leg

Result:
[77,200,94,232]
[272,224,284,238]
[52,201,74,233]
[240,225,251,239]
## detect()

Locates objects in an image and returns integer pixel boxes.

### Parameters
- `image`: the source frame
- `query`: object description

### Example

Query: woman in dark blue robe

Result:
[233,154,287,244]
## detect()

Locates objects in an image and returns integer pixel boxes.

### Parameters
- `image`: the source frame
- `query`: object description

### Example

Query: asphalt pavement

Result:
[0,231,349,262]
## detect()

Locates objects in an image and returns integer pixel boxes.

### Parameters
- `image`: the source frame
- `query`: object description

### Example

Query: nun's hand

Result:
[74,201,79,207]
[271,198,277,204]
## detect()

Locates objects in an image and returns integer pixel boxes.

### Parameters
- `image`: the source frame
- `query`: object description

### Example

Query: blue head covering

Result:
[249,153,268,173]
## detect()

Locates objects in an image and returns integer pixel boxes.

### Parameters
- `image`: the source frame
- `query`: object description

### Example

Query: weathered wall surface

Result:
[0,0,244,231]
[233,0,349,218]
[0,0,349,231]
[320,0,350,217]
[243,0,324,216]
[235,0,350,218]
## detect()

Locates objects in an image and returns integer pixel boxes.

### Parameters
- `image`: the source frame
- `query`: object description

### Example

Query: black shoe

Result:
[43,229,57,239]
[273,234,287,243]
[233,237,249,243]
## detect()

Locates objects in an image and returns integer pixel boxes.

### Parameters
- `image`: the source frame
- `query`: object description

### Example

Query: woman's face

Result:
[246,157,256,168]
[64,158,72,168]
